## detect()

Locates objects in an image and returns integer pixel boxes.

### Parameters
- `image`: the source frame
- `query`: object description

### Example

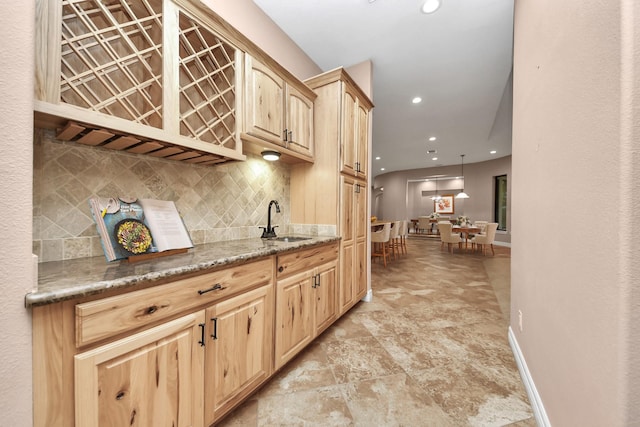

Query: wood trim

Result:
[305,67,373,109]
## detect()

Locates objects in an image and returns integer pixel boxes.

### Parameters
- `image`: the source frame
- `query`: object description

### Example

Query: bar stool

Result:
[371,222,391,267]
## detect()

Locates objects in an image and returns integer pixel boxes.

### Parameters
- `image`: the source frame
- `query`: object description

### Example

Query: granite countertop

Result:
[27,235,340,307]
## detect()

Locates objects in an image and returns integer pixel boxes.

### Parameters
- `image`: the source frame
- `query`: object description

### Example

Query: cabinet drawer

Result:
[276,243,338,278]
[75,258,273,347]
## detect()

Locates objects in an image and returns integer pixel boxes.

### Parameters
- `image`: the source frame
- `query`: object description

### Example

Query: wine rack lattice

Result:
[60,0,164,128]
[178,12,237,149]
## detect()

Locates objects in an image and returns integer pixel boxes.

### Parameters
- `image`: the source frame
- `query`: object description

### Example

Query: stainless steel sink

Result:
[274,236,311,242]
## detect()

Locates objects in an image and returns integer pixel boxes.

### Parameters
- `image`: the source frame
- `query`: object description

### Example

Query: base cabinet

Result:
[74,312,205,427]
[32,244,342,427]
[274,259,338,370]
[274,244,339,370]
[204,285,273,425]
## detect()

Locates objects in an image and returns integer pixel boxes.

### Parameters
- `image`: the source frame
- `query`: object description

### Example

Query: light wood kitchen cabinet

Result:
[204,284,274,425]
[274,244,339,369]
[291,68,373,315]
[74,312,205,427]
[341,84,370,179]
[33,256,273,427]
[243,54,315,160]
[34,0,246,165]
[339,175,368,313]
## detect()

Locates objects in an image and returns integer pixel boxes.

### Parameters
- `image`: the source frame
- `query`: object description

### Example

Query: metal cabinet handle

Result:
[211,317,218,340]
[283,128,288,141]
[198,323,205,347]
[198,283,223,295]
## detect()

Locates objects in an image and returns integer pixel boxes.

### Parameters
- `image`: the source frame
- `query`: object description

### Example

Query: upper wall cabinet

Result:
[243,54,316,162]
[341,82,371,179]
[34,0,245,166]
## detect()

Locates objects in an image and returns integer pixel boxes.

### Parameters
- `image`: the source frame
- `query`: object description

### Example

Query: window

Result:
[494,175,507,231]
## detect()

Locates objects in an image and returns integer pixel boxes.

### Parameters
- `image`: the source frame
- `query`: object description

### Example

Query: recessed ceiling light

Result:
[421,0,441,14]
[412,97,422,104]
[432,157,438,161]
[375,156,381,160]
[490,150,497,154]
[429,136,436,141]
[381,167,385,171]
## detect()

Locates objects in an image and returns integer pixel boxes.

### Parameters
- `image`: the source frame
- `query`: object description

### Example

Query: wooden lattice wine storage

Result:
[178,11,236,149]
[35,0,245,165]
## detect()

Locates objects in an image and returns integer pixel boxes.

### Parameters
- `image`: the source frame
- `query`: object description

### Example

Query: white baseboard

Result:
[508,327,551,427]
[361,288,373,302]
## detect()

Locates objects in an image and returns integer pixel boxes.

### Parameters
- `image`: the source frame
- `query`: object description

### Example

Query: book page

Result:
[139,199,193,252]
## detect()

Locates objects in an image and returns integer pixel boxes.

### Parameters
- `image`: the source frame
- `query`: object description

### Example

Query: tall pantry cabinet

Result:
[290,68,373,315]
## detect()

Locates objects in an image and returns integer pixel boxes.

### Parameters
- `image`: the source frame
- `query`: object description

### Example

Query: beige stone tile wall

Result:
[33,129,298,262]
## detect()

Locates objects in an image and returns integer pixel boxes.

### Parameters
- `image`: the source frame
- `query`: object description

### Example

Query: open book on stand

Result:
[89,197,193,262]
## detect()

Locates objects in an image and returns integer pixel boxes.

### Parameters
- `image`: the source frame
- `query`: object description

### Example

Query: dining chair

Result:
[470,222,499,255]
[371,222,391,267]
[437,222,462,254]
[474,221,488,234]
[399,219,409,254]
[388,220,401,260]
[417,216,431,234]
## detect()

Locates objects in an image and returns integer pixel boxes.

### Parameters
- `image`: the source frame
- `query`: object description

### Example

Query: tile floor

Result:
[217,236,536,426]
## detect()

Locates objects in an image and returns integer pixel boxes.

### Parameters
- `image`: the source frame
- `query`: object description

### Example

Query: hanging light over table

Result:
[455,154,470,199]
[431,177,442,201]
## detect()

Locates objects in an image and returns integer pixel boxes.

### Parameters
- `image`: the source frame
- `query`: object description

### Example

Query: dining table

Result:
[452,225,481,251]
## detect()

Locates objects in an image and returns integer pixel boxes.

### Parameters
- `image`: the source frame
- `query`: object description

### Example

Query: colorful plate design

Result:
[114,219,152,255]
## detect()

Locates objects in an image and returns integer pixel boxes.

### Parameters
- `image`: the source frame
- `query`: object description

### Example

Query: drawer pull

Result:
[278,266,284,273]
[198,283,223,295]
[145,305,158,315]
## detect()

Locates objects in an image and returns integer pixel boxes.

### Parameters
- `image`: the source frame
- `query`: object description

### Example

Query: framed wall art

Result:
[434,195,454,215]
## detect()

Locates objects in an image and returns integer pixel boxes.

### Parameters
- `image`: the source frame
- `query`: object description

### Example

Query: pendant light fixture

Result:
[431,177,442,201]
[455,154,470,199]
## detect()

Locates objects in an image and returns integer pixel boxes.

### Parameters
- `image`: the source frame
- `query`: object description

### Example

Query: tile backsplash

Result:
[33,129,333,263]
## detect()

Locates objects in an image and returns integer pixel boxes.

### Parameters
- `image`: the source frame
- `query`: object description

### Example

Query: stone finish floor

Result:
[217,236,536,426]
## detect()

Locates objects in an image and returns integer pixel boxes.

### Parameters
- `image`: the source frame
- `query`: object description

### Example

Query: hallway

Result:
[218,237,534,426]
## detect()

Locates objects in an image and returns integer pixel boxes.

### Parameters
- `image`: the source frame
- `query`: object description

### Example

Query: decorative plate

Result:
[113,219,152,255]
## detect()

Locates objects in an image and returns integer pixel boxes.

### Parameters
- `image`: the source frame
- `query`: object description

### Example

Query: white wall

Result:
[204,0,322,80]
[0,1,34,425]
[511,0,640,424]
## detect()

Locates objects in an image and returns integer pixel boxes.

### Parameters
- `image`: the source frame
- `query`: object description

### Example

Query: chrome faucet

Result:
[260,200,280,239]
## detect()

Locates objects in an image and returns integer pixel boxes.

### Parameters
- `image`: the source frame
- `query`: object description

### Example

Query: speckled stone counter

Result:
[27,235,340,307]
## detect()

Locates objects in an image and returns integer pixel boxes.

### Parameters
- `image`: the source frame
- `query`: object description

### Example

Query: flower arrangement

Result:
[456,216,471,226]
[428,212,440,219]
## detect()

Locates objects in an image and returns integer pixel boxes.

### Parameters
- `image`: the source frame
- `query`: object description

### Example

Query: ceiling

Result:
[253,0,514,178]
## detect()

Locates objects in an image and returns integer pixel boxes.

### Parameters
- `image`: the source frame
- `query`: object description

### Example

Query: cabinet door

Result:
[74,312,205,427]
[244,55,285,145]
[314,260,338,336]
[275,270,314,370]
[204,285,273,425]
[355,180,368,300]
[340,176,356,313]
[356,102,369,179]
[340,85,358,176]
[286,83,314,158]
